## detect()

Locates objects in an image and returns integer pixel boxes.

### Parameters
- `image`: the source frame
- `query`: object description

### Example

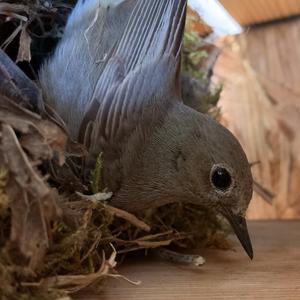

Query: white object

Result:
[188,0,243,37]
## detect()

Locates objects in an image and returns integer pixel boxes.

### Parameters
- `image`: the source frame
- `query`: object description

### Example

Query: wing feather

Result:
[40,0,187,162]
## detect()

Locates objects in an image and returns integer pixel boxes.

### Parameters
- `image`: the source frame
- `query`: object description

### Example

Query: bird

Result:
[39,0,254,259]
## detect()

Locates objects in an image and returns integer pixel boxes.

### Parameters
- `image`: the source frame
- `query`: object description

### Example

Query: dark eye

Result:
[211,167,232,191]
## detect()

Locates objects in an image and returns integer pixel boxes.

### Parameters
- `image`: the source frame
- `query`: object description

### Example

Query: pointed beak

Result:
[221,206,253,260]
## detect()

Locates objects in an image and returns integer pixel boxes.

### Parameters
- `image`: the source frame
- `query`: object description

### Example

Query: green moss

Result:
[183,32,208,80]
[90,153,104,194]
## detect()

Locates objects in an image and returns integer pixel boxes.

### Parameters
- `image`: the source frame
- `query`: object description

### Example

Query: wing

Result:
[39,0,137,138]
[40,0,187,157]
[82,0,187,158]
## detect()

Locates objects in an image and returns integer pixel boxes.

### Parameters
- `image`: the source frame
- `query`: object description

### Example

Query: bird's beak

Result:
[221,206,253,260]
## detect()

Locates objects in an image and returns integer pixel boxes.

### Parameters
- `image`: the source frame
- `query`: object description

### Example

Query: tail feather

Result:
[39,0,186,142]
[39,0,136,138]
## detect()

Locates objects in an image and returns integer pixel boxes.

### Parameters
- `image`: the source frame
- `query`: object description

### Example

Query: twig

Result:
[104,205,151,232]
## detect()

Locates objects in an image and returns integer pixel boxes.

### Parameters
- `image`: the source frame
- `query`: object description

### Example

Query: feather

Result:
[40,0,187,156]
[39,0,136,137]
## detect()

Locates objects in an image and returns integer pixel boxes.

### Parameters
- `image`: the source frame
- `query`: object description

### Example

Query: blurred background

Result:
[188,0,300,219]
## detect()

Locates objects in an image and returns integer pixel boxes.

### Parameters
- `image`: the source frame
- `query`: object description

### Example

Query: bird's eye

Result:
[211,166,232,191]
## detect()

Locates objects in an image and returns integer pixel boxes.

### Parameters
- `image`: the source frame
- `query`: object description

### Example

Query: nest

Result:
[0,2,230,299]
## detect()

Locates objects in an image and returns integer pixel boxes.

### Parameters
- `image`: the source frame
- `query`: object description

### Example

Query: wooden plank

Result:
[214,40,280,219]
[220,0,300,25]
[75,221,300,299]
[244,19,300,95]
[213,22,300,218]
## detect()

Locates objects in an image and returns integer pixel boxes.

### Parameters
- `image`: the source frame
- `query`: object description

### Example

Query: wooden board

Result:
[76,221,300,299]
[243,18,300,95]
[220,0,300,25]
[213,21,300,219]
[239,20,300,219]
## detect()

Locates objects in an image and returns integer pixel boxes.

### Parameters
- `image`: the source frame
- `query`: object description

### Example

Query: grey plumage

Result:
[39,0,254,258]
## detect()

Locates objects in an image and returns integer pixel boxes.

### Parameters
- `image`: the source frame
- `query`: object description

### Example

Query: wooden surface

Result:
[240,19,300,219]
[220,0,300,25]
[77,221,300,299]
[243,18,300,95]
[214,20,300,218]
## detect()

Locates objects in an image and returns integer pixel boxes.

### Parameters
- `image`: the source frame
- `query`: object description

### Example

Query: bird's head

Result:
[176,110,253,259]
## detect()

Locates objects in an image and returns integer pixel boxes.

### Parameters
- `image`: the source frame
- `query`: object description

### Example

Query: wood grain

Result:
[213,20,300,219]
[241,20,300,218]
[76,221,300,299]
[244,18,300,95]
[220,0,300,25]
